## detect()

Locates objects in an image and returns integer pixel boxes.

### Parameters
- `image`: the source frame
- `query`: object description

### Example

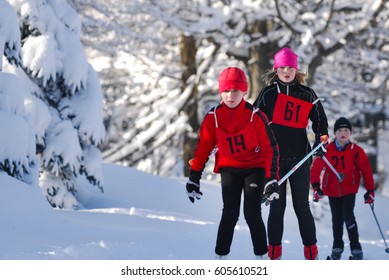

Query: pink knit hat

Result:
[218,67,248,93]
[273,47,298,69]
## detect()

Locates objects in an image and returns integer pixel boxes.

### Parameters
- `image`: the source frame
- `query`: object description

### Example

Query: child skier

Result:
[310,117,375,260]
[186,66,280,259]
[254,47,329,260]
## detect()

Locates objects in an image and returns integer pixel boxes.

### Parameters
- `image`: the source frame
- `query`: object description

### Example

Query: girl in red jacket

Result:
[310,117,375,260]
[186,67,280,259]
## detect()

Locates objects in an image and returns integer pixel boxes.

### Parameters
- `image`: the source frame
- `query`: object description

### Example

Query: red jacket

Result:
[310,141,374,197]
[190,100,279,179]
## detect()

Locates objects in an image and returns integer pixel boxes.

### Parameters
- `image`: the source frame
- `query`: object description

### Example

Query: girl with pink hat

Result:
[254,47,329,260]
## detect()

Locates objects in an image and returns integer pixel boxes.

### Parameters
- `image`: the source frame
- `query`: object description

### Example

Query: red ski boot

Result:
[304,244,318,260]
[268,244,282,260]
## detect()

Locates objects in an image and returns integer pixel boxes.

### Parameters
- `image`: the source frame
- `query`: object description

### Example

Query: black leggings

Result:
[267,159,317,246]
[328,194,361,251]
[215,168,267,256]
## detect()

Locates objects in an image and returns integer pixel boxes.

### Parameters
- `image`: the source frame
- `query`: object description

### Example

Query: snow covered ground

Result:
[0,162,388,279]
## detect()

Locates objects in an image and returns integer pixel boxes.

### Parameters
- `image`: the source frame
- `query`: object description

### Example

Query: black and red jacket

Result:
[255,80,328,159]
[190,100,279,179]
[310,141,375,197]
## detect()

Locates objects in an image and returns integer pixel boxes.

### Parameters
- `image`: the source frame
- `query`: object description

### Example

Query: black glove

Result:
[363,190,375,204]
[186,170,203,203]
[312,182,324,202]
[262,178,280,205]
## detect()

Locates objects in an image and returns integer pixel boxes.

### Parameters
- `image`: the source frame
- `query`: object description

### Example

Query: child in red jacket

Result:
[186,67,280,259]
[310,117,375,260]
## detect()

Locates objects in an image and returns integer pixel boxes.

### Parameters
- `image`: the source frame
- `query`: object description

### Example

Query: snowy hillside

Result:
[0,162,388,278]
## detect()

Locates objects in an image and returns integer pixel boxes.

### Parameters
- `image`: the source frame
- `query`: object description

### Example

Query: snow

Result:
[0,163,389,279]
[1,162,388,278]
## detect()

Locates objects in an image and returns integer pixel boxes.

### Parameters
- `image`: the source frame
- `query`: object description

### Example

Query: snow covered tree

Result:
[1,0,106,209]
[311,11,389,178]
[71,1,387,180]
[70,0,192,177]
[0,0,39,185]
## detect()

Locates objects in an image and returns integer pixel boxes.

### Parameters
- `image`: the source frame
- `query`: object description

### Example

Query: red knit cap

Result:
[218,67,248,93]
[273,47,298,69]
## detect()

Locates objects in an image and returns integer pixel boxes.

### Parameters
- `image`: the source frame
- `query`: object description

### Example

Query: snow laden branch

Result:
[1,0,106,209]
[0,0,22,69]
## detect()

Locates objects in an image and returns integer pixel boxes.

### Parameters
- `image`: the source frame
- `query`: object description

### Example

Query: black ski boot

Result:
[350,249,363,260]
[330,248,343,260]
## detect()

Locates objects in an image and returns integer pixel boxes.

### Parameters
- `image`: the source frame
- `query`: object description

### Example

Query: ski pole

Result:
[278,142,323,186]
[264,141,326,205]
[322,155,345,182]
[369,203,389,253]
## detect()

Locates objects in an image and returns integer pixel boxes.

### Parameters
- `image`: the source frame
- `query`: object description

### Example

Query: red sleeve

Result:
[190,113,216,172]
[310,156,326,185]
[356,146,375,192]
[254,110,279,179]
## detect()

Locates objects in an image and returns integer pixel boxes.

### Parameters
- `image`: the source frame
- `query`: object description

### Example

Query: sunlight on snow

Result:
[84,207,215,226]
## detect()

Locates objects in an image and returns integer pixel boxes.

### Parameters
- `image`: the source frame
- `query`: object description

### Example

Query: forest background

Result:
[0,0,388,209]
[72,0,388,186]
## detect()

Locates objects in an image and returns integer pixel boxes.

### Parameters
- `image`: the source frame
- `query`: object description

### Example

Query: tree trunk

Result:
[180,34,199,176]
[247,20,278,102]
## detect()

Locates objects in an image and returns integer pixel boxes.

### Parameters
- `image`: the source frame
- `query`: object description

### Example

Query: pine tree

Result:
[0,0,38,184]
[1,0,106,209]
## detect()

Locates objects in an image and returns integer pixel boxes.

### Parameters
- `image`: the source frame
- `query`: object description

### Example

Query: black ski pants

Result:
[267,158,317,246]
[328,194,361,251]
[215,167,267,256]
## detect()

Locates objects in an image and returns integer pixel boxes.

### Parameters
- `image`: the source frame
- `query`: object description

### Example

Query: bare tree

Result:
[71,0,387,178]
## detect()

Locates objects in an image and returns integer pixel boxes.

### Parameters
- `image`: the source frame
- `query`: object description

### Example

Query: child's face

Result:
[276,66,296,83]
[220,89,246,108]
[335,128,351,145]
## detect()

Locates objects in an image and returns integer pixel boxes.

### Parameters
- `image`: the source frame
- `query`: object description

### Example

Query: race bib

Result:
[216,122,259,158]
[272,93,313,128]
